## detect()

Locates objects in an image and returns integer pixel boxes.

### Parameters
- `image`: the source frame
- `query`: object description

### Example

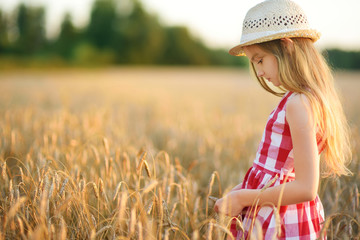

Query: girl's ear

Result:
[280,38,294,53]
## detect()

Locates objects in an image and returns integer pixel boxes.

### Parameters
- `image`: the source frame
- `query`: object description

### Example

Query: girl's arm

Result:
[215,94,320,216]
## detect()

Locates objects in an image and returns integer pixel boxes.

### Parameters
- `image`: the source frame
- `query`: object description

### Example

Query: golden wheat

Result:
[0,68,358,239]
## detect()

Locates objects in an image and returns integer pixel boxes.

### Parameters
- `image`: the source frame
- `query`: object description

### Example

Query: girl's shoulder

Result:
[286,92,315,128]
[286,92,311,109]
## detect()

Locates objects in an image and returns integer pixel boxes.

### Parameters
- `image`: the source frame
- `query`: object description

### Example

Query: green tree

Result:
[0,0,249,67]
[86,0,117,49]
[325,49,360,70]
[14,4,46,55]
[0,10,10,53]
[208,48,248,66]
[54,13,79,59]
[160,26,210,65]
[115,1,165,64]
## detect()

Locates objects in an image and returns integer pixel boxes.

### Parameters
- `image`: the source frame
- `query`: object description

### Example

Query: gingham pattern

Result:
[231,92,325,239]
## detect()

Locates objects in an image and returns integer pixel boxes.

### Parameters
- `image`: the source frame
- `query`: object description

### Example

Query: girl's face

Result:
[243,45,280,87]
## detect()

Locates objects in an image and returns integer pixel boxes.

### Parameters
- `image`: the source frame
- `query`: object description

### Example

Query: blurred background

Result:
[0,0,359,69]
[0,1,359,238]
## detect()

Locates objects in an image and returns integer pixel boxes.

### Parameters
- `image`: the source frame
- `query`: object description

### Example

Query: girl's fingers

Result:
[214,201,219,212]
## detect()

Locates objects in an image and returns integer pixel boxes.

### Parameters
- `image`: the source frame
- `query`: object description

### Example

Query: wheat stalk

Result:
[142,180,158,195]
[2,161,7,181]
[136,151,148,176]
[143,160,152,178]
[95,225,112,238]
[129,208,136,236]
[91,182,99,199]
[206,220,214,240]
[113,182,122,201]
[59,177,69,196]
[137,222,143,240]
[206,172,216,217]
[102,137,110,156]
[5,197,27,227]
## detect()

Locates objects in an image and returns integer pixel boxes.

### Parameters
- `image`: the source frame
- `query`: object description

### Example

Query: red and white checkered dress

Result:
[231,91,326,240]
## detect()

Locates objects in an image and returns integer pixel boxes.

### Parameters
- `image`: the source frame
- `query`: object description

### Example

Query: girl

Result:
[214,0,352,239]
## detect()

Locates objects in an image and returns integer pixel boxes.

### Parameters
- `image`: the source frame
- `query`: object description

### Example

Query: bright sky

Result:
[1,0,360,50]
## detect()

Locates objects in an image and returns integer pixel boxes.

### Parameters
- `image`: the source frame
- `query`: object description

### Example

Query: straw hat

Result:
[229,0,320,56]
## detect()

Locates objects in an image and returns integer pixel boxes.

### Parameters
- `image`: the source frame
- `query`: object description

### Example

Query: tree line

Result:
[0,0,247,67]
[324,49,360,70]
[0,0,359,69]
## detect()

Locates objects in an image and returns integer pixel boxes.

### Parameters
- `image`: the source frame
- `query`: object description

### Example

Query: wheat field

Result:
[0,67,359,239]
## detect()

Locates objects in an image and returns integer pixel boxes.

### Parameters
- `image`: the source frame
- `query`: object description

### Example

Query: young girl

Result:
[214,0,352,239]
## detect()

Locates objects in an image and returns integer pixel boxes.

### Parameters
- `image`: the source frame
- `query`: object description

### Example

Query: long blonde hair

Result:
[250,38,352,177]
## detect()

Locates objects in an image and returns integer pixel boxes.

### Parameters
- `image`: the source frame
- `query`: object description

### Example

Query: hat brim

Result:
[229,29,321,56]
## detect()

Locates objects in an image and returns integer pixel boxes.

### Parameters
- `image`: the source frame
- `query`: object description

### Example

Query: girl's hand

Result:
[214,190,245,217]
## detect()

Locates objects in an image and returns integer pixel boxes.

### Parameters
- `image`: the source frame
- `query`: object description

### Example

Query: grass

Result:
[0,67,359,239]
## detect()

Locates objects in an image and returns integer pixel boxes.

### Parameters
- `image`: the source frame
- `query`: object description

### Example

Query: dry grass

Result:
[0,67,359,239]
